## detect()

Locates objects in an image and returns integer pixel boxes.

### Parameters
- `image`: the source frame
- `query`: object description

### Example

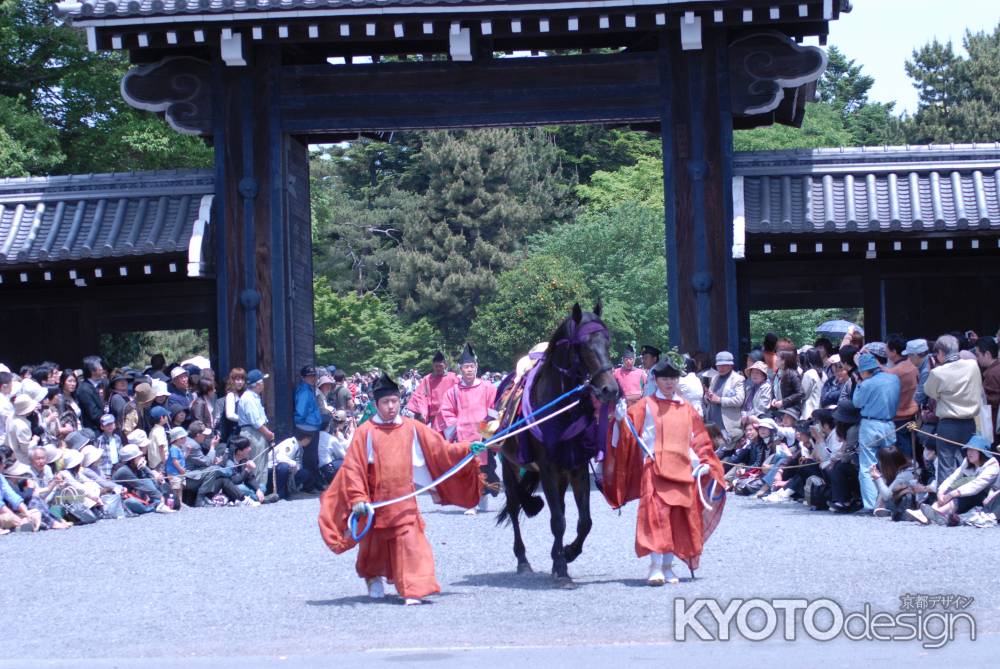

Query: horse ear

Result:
[572,303,583,323]
[593,298,603,318]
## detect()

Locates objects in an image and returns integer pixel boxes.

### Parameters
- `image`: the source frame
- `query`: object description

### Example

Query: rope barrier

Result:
[906,422,1000,457]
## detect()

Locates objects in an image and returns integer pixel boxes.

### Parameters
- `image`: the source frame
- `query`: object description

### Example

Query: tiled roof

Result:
[734,144,1000,235]
[58,0,836,21]
[0,170,213,267]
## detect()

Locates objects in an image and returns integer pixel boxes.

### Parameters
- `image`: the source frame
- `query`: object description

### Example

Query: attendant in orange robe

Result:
[439,343,498,514]
[613,345,647,405]
[318,373,484,605]
[406,351,458,434]
[602,357,725,586]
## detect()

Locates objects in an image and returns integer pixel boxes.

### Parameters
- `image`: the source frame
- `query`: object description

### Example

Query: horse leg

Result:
[539,464,571,583]
[500,457,532,574]
[563,466,593,564]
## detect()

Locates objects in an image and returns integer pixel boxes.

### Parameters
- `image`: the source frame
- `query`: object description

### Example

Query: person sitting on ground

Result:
[224,436,266,503]
[113,437,173,515]
[58,446,107,515]
[727,418,774,494]
[755,417,796,499]
[908,435,998,526]
[912,442,938,506]
[268,430,313,501]
[765,421,823,503]
[870,445,917,520]
[79,445,123,498]
[1,468,42,534]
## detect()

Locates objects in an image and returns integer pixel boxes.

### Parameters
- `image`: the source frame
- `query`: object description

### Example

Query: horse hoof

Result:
[517,563,534,575]
[552,575,575,589]
[563,546,581,564]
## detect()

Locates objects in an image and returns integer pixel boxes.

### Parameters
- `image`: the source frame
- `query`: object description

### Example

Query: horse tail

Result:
[495,461,545,526]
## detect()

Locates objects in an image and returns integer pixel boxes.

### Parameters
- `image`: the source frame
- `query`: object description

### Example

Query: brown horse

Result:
[496,302,618,584]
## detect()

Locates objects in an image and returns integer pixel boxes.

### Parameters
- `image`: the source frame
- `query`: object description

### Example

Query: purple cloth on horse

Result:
[515,320,612,470]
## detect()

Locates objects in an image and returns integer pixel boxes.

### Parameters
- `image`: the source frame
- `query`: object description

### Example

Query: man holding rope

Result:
[318,372,485,606]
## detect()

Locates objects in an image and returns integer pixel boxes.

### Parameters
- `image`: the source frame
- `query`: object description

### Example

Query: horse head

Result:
[547,300,619,404]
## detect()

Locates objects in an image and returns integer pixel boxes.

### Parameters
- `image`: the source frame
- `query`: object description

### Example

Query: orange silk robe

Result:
[318,417,482,598]
[601,395,724,570]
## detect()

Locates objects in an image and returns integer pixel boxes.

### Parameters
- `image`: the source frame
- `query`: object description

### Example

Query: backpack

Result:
[804,475,829,509]
[734,476,764,496]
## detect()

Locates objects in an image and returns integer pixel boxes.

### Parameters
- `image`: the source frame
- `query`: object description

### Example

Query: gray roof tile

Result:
[0,170,213,267]
[734,144,1000,236]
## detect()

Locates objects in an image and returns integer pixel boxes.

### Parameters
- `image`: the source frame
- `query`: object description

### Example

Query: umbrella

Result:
[816,320,863,339]
[181,355,211,370]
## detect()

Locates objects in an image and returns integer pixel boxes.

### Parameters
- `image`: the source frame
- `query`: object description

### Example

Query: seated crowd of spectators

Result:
[0,355,367,534]
[692,327,1000,528]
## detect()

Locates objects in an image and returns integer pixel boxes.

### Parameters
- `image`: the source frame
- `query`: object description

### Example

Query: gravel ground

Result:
[2,490,998,666]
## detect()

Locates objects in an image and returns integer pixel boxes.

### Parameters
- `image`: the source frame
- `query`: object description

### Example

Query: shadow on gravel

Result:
[306,592,458,607]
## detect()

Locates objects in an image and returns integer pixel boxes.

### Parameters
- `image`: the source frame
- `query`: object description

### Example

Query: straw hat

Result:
[127,429,151,450]
[134,382,155,404]
[118,443,142,462]
[62,448,84,470]
[81,445,103,468]
[5,462,30,477]
[43,444,62,464]
[13,394,39,417]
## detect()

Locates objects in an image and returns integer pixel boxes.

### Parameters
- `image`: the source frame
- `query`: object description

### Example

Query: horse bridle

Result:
[551,319,614,395]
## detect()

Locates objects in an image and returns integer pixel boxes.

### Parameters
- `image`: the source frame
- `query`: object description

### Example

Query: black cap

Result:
[640,345,661,358]
[622,345,636,359]
[651,359,681,378]
[432,351,445,363]
[300,365,318,378]
[372,373,401,402]
[183,363,201,376]
[458,343,477,365]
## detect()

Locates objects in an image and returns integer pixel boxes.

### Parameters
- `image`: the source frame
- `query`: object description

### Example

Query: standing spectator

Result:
[703,351,746,444]
[189,378,217,433]
[678,356,705,417]
[76,356,106,431]
[799,349,825,420]
[329,370,353,412]
[148,405,170,471]
[293,366,323,492]
[924,334,983,485]
[221,368,247,444]
[905,339,932,406]
[122,382,155,436]
[828,399,861,511]
[165,426,190,507]
[741,361,772,423]
[146,353,169,382]
[851,353,900,511]
[95,414,122,478]
[56,370,82,430]
[237,369,274,490]
[166,367,193,414]
[771,350,803,413]
[885,335,919,458]
[975,336,1000,447]
[106,374,131,424]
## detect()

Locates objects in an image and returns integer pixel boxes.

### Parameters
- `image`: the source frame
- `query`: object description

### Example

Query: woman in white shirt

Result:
[799,349,826,420]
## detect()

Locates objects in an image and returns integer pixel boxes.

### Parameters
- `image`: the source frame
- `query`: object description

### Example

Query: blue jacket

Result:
[1,474,25,510]
[293,381,322,431]
[852,371,900,422]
